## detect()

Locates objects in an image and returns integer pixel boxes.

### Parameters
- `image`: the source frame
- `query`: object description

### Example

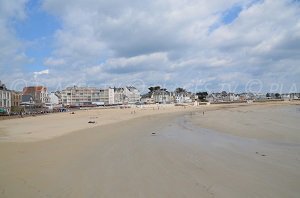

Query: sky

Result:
[0,0,299,93]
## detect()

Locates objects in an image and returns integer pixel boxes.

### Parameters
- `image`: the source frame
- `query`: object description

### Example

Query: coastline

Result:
[191,101,300,143]
[0,101,299,142]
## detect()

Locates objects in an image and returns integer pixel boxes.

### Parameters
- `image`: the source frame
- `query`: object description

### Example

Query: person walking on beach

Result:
[203,111,205,116]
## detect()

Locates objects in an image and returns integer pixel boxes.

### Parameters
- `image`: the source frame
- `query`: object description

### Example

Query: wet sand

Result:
[191,103,300,143]
[0,103,300,197]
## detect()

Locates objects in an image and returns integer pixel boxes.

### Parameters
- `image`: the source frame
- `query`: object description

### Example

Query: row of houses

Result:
[141,87,195,104]
[206,92,300,103]
[0,80,143,114]
[2,79,300,114]
[206,92,256,103]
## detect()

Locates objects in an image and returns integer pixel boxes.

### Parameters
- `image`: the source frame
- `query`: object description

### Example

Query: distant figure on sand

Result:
[203,111,205,116]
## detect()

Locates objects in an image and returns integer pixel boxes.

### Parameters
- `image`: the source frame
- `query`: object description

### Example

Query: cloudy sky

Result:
[0,0,299,93]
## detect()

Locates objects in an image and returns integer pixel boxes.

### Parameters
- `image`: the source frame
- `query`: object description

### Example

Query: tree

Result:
[196,92,208,102]
[175,87,186,93]
[148,86,161,93]
[275,93,281,99]
[266,93,270,98]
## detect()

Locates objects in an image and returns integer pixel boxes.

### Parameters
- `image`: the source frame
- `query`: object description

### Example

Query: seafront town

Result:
[1,80,300,116]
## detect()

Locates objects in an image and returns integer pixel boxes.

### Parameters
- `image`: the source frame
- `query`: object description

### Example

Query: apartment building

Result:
[114,87,141,104]
[114,88,125,104]
[61,86,114,106]
[124,86,141,104]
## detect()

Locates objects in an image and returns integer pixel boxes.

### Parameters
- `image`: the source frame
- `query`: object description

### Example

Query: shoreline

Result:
[0,101,299,143]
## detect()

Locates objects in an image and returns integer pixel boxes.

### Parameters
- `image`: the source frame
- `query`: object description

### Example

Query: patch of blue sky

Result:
[208,0,262,34]
[13,0,60,72]
[14,0,60,40]
[221,5,243,25]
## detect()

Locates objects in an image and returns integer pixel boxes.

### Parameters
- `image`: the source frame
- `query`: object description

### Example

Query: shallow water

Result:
[154,112,300,197]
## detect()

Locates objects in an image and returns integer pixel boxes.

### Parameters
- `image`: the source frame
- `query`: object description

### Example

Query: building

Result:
[101,88,114,105]
[48,92,60,105]
[21,95,34,105]
[45,92,62,110]
[141,93,155,104]
[153,88,171,104]
[124,86,141,104]
[290,93,300,100]
[172,91,193,103]
[11,91,22,107]
[223,93,239,102]
[238,93,255,101]
[114,87,141,104]
[22,86,49,105]
[60,86,114,106]
[114,88,125,104]
[206,93,222,103]
[0,81,11,113]
[254,93,267,101]
[281,94,291,101]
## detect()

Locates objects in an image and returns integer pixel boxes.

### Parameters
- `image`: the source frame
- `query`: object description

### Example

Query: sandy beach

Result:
[0,104,195,142]
[0,102,300,197]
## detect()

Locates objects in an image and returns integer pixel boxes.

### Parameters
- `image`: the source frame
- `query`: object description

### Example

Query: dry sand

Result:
[0,102,300,198]
[0,104,194,142]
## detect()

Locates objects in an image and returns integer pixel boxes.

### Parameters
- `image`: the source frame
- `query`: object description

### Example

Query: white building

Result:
[153,89,171,104]
[0,81,11,113]
[49,92,60,105]
[114,88,125,104]
[173,92,193,103]
[45,93,62,110]
[224,93,240,102]
[290,93,300,100]
[114,87,141,104]
[254,93,267,100]
[124,86,141,104]
[61,86,114,106]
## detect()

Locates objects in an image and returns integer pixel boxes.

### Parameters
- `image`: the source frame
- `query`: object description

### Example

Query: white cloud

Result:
[33,69,49,78]
[1,0,299,93]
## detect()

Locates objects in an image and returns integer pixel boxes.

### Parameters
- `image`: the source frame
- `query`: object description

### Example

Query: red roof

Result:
[23,86,47,95]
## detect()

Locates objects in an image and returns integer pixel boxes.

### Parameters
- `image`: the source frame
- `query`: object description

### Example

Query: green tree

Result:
[196,92,208,102]
[175,87,186,93]
[148,86,160,92]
